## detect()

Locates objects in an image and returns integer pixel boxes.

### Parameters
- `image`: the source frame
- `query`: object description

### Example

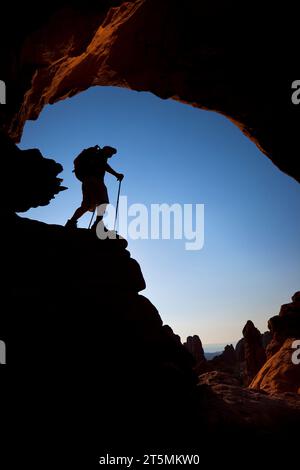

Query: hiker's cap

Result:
[102,145,117,155]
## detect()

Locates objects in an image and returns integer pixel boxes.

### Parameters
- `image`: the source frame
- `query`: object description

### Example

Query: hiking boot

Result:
[65,219,77,229]
[91,220,108,231]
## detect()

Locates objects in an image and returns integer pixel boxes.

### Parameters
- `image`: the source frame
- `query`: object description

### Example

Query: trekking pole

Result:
[88,210,96,229]
[114,180,122,231]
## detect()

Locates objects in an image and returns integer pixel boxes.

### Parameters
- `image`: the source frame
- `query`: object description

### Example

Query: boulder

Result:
[242,320,266,385]
[184,335,205,364]
[250,338,300,395]
[266,292,300,359]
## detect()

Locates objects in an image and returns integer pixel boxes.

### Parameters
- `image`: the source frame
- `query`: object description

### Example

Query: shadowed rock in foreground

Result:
[0,130,66,212]
[2,214,198,462]
[2,215,300,465]
[198,370,300,433]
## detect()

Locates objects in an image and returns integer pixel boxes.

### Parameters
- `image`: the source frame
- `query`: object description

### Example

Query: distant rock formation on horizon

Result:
[183,335,206,374]
[241,320,267,386]
[185,299,299,395]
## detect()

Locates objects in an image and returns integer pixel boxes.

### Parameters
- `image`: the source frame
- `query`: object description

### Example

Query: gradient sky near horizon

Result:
[20,86,300,347]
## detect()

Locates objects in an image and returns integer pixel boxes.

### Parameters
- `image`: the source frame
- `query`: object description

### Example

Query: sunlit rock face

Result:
[0,1,299,184]
[249,292,300,395]
[249,338,300,395]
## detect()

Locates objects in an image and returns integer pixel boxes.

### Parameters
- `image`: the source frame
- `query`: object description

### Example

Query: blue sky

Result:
[20,86,300,346]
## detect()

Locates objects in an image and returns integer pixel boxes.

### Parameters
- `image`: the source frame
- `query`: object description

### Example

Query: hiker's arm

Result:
[105,163,124,181]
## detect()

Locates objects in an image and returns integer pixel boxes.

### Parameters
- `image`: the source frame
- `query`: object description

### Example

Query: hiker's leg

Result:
[91,204,108,231]
[70,179,94,221]
[70,205,88,221]
[66,202,90,227]
[94,203,107,224]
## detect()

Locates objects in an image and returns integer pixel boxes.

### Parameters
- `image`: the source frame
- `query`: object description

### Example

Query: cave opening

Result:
[19,85,300,351]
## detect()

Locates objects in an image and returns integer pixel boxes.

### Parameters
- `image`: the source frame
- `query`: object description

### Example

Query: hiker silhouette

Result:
[65,145,124,230]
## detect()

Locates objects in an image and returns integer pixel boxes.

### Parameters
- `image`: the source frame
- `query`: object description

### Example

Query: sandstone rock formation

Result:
[184,335,205,363]
[235,325,271,385]
[242,320,266,385]
[3,214,298,460]
[198,370,240,387]
[266,292,300,359]
[262,330,272,349]
[195,311,297,392]
[188,342,239,378]
[208,344,238,376]
[183,334,207,375]
[2,214,199,459]
[184,336,239,378]
[197,370,300,440]
[0,130,66,212]
[250,338,300,395]
[0,1,299,186]
[249,293,300,395]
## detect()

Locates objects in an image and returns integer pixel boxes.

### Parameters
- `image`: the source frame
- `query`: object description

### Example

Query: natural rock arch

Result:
[1,0,299,195]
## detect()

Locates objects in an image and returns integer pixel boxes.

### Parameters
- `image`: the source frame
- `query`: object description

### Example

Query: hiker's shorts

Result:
[81,176,109,212]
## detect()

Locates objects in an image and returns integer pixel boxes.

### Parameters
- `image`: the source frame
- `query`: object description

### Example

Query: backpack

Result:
[73,146,101,182]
